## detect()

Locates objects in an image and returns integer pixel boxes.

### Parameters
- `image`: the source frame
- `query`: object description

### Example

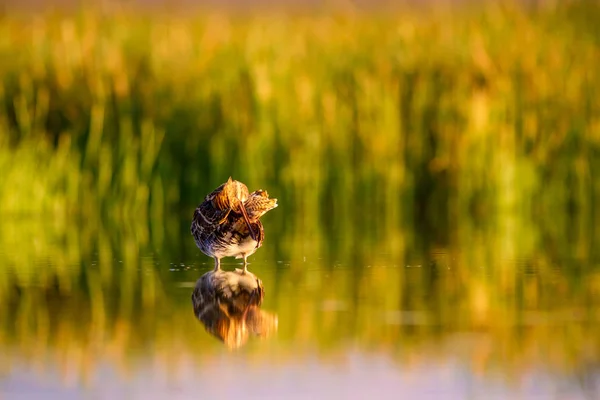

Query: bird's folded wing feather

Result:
[192,184,233,229]
[193,202,231,228]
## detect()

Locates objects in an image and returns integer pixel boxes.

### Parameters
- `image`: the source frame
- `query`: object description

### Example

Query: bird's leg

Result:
[213,257,221,272]
[242,255,248,274]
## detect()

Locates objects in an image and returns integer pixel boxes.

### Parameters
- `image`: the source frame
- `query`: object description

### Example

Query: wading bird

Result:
[191,178,277,273]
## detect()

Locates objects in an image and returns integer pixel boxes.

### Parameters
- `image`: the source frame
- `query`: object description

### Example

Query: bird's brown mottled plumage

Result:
[245,189,278,220]
[191,178,277,273]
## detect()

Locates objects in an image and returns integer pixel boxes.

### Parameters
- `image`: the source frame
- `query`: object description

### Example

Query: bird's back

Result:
[193,208,264,258]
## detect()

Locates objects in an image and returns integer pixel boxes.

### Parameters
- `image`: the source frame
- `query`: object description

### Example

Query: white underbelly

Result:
[216,237,259,259]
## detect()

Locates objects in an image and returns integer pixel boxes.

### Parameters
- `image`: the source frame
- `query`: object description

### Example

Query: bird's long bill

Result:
[239,203,257,241]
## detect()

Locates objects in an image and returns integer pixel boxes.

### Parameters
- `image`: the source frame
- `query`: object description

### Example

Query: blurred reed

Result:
[0,2,598,232]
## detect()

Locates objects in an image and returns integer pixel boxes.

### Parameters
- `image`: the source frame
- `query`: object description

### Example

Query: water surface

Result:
[1,212,599,399]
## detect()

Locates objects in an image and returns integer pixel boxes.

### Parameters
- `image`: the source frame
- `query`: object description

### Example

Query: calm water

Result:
[1,212,599,400]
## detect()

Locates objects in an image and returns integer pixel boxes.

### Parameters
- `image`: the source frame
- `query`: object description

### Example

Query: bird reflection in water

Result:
[192,268,277,349]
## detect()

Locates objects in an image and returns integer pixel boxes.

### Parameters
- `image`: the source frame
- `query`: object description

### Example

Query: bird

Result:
[191,178,278,273]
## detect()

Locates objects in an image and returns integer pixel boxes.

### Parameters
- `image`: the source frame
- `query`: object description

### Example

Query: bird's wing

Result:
[193,181,234,228]
[193,201,231,229]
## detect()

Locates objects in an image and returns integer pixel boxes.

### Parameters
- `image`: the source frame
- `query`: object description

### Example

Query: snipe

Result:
[191,178,277,273]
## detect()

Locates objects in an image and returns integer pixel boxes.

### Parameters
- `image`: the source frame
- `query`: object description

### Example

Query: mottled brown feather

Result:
[245,190,278,220]
[191,179,277,267]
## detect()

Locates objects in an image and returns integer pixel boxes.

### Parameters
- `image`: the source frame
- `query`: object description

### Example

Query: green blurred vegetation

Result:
[0,1,598,229]
[1,0,600,389]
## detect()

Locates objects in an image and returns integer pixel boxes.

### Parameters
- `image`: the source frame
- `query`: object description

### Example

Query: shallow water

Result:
[1,214,599,400]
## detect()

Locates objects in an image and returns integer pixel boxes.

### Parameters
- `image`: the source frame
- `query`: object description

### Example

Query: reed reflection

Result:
[192,269,278,349]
